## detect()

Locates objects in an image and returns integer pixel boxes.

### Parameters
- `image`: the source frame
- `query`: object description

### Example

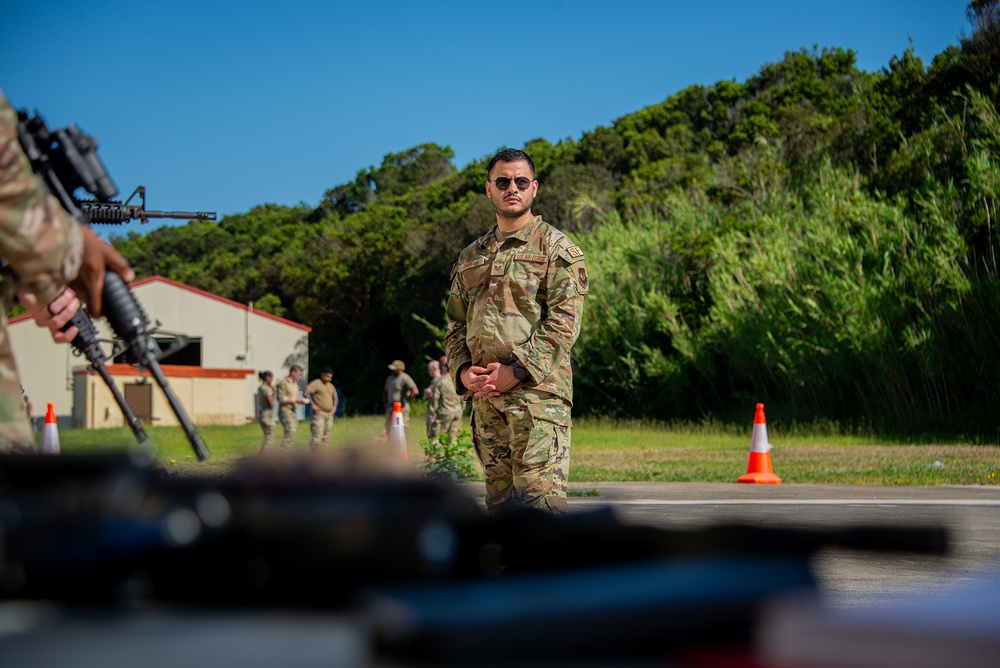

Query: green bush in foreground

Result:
[419,429,481,482]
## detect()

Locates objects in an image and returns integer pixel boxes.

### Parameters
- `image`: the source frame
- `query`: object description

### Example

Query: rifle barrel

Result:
[92,359,150,444]
[141,209,217,220]
[145,356,212,461]
[80,202,216,224]
[67,309,148,444]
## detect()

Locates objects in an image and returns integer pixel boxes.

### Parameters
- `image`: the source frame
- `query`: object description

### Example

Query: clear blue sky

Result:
[1,1,972,235]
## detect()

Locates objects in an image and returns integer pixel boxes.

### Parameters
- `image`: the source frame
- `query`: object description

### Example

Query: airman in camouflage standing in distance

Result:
[383,359,418,435]
[445,148,589,514]
[426,359,463,439]
[0,88,132,453]
[276,364,307,450]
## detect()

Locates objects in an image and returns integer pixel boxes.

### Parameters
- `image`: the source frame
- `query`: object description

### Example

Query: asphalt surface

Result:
[565,481,1000,608]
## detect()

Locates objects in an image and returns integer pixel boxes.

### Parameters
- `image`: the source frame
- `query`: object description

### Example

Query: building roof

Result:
[10,275,312,333]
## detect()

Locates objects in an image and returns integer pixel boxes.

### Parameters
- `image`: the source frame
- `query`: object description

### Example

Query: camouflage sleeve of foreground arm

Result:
[444,259,473,395]
[0,90,83,304]
[513,239,588,387]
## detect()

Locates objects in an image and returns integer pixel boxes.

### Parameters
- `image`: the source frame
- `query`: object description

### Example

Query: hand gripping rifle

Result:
[15,108,213,461]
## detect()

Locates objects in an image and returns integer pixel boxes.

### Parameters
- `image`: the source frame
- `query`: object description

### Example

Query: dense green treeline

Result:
[114,2,1000,433]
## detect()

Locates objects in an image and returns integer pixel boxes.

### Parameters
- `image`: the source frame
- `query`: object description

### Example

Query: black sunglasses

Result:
[491,176,534,191]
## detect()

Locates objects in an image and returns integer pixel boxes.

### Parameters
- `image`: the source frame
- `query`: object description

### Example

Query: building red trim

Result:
[11,275,311,332]
[75,364,255,379]
[131,276,311,332]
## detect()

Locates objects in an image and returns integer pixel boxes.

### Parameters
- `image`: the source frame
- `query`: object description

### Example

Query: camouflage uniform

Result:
[0,89,83,454]
[256,382,275,453]
[429,373,463,438]
[383,370,417,433]
[445,215,588,513]
[276,375,301,450]
[306,377,337,451]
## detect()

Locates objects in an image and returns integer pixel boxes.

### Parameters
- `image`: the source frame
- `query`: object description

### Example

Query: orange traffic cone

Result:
[737,403,781,484]
[39,402,61,455]
[389,401,408,460]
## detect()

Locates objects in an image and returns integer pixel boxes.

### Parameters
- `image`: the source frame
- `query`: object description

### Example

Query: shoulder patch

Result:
[559,245,586,264]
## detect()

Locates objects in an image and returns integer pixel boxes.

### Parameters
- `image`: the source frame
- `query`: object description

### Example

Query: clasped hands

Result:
[16,226,133,343]
[461,362,521,398]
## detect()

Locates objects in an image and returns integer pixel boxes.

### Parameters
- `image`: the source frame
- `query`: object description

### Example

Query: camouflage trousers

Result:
[471,389,571,514]
[430,411,462,439]
[310,410,333,451]
[258,418,275,454]
[279,408,297,450]
[0,296,35,454]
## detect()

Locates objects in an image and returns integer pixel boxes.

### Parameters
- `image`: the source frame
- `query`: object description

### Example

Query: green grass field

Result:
[48,413,1000,486]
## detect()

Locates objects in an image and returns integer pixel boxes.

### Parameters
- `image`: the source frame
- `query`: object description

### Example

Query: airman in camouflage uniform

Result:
[431,370,463,438]
[384,360,418,434]
[0,89,85,453]
[426,359,463,438]
[276,364,306,450]
[445,148,588,514]
[1,89,134,454]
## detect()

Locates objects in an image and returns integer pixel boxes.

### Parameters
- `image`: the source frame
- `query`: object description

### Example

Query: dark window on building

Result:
[114,336,202,367]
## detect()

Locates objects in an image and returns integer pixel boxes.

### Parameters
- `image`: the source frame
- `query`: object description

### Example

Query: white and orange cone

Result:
[39,402,61,456]
[389,401,408,460]
[737,403,781,484]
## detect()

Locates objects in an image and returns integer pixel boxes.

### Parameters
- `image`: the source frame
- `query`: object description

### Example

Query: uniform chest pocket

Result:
[511,252,548,290]
[457,257,491,294]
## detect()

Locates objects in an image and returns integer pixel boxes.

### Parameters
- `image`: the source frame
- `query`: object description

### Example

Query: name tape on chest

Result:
[454,257,488,274]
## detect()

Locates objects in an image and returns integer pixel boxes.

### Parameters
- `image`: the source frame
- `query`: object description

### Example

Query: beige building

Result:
[9,276,310,429]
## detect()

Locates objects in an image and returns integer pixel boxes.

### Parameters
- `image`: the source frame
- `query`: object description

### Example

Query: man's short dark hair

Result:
[487,148,535,179]
[321,367,333,376]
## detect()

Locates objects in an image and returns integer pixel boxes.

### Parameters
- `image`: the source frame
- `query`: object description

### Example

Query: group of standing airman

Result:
[255,356,464,455]
[256,364,338,454]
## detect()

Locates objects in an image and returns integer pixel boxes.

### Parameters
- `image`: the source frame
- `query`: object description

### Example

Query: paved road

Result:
[566,482,1000,608]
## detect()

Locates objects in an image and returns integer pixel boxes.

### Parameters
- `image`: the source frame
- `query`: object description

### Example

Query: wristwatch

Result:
[511,361,528,382]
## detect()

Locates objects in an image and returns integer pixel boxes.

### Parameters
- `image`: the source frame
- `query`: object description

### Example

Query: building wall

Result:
[11,276,310,426]
[73,365,253,429]
[6,325,79,418]
[123,279,311,420]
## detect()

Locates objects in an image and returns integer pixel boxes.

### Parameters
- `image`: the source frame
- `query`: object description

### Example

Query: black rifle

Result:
[15,107,212,461]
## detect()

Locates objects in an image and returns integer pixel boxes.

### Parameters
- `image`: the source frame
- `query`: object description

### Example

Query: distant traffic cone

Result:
[389,401,408,460]
[737,403,781,484]
[39,403,61,455]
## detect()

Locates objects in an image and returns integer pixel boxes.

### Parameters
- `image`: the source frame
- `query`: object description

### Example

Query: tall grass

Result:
[574,91,1000,434]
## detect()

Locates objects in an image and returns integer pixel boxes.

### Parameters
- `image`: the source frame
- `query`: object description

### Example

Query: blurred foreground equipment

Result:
[0,451,950,665]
